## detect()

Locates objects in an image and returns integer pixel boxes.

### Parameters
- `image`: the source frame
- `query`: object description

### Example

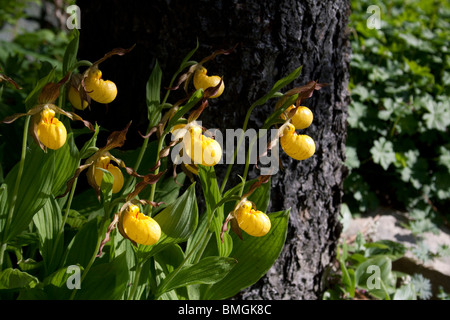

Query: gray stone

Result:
[342,207,450,298]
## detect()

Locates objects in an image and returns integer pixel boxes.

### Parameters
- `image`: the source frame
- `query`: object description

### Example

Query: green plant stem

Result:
[123,86,172,195]
[147,133,166,215]
[0,115,31,267]
[128,258,143,300]
[220,103,257,194]
[154,210,215,298]
[49,176,79,270]
[69,216,108,300]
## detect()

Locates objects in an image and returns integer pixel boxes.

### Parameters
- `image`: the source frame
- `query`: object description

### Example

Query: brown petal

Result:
[91,44,136,66]
[96,213,120,257]
[125,171,166,202]
[220,212,235,243]
[57,161,95,199]
[242,175,271,199]
[38,73,70,104]
[0,73,22,90]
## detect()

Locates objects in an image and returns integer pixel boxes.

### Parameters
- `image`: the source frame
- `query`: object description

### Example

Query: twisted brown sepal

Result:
[91,44,136,67]
[186,78,223,123]
[275,80,329,111]
[242,175,271,199]
[169,44,237,94]
[38,72,70,104]
[96,213,120,257]
[69,73,92,109]
[1,103,94,152]
[0,72,22,90]
[139,103,181,140]
[97,198,164,255]
[58,122,132,201]
[220,212,243,243]
[125,171,166,202]
[220,175,270,242]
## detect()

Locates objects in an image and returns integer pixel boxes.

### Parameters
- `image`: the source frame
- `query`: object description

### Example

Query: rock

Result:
[342,207,450,298]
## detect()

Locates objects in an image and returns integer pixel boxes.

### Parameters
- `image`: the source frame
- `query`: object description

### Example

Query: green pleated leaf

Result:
[156,256,237,297]
[0,183,8,237]
[40,264,84,300]
[135,183,198,260]
[153,244,186,300]
[165,89,203,134]
[32,197,64,275]
[79,123,99,159]
[24,67,56,110]
[203,209,289,300]
[4,144,55,242]
[98,168,114,206]
[65,217,100,268]
[147,60,163,127]
[62,29,79,75]
[355,255,392,300]
[197,165,231,257]
[75,252,129,300]
[253,66,302,107]
[52,132,80,197]
[0,268,39,290]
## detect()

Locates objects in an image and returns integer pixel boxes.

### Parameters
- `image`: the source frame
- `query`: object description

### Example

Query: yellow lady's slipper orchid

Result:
[235,200,271,237]
[94,156,124,193]
[36,107,67,150]
[280,105,313,130]
[84,66,117,104]
[193,66,225,98]
[121,204,161,246]
[184,126,222,166]
[68,85,89,110]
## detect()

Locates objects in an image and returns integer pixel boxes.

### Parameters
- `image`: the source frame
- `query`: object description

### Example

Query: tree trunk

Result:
[77,0,350,300]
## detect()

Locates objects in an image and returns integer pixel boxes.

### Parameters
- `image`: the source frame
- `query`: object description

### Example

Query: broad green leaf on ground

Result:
[370,137,396,170]
[355,255,392,299]
[422,100,450,131]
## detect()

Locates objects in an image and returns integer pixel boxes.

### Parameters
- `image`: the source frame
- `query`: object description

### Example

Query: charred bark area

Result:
[78,0,351,299]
